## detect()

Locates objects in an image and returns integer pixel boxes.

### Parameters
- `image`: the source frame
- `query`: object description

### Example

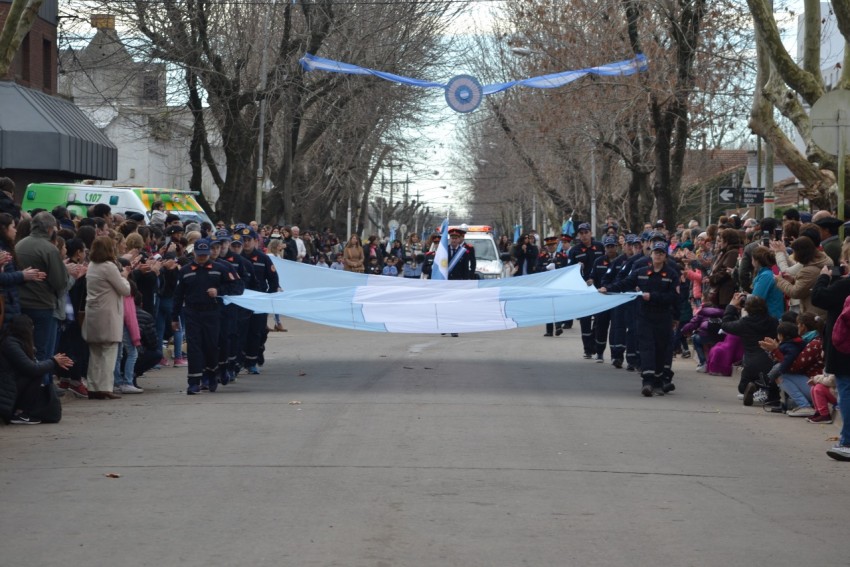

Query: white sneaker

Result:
[119,384,144,394]
[737,393,744,400]
[695,364,707,373]
[752,389,769,405]
[827,444,850,462]
[787,406,816,417]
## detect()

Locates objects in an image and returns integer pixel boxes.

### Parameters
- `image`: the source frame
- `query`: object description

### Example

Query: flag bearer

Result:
[208,231,244,387]
[599,241,679,397]
[238,226,279,373]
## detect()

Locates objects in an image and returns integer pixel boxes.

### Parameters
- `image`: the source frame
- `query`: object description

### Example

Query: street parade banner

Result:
[299,53,649,113]
[223,258,638,334]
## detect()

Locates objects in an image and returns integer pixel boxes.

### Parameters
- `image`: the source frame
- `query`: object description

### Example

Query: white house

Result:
[57,14,224,207]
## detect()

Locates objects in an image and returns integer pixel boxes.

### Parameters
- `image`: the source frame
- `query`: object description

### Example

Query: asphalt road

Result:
[1,319,848,567]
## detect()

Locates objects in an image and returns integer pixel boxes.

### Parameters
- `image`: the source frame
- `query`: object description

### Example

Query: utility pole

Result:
[254,0,276,224]
[590,149,597,238]
[379,174,385,237]
[346,193,352,239]
[403,175,410,207]
[764,140,775,218]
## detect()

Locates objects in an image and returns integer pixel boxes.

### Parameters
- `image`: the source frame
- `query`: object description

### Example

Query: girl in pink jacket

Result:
[113,277,143,394]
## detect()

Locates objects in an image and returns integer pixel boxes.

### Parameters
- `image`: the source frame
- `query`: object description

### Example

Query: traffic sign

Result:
[718,187,739,204]
[741,187,765,205]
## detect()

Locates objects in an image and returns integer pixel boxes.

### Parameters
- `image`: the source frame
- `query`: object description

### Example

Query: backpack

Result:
[831,295,850,354]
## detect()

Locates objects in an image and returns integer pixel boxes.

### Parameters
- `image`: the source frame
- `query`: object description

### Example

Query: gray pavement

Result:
[1,319,848,566]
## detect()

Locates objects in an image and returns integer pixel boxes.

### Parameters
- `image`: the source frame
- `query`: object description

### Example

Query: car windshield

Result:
[469,238,498,261]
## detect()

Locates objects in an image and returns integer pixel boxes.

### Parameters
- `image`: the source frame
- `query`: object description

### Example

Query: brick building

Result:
[0,0,116,190]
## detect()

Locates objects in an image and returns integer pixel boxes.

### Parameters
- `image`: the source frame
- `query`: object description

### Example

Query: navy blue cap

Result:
[640,231,652,241]
[166,225,185,236]
[194,239,211,254]
[651,241,668,253]
[649,231,667,241]
[577,222,591,232]
[602,236,617,246]
[625,234,639,244]
[215,228,232,241]
[233,223,248,231]
[235,227,258,240]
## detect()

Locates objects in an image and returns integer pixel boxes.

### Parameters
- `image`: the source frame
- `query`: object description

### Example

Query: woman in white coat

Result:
[83,236,131,399]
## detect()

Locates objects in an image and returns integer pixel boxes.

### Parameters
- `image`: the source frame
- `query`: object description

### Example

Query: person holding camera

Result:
[811,259,850,461]
[774,236,832,319]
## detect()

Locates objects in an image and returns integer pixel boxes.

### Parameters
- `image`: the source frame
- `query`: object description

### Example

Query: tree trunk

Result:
[0,0,43,77]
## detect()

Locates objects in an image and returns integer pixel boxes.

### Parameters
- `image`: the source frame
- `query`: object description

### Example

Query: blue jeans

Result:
[836,375,850,447]
[155,297,184,359]
[21,308,58,384]
[692,334,707,365]
[114,327,139,386]
[777,373,813,408]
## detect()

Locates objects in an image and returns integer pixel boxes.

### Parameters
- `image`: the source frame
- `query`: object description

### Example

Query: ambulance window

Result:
[109,196,119,205]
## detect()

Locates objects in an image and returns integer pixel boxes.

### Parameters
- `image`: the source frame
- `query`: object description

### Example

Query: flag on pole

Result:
[431,218,450,280]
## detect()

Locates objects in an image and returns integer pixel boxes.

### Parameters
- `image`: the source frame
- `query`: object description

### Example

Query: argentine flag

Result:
[431,218,450,280]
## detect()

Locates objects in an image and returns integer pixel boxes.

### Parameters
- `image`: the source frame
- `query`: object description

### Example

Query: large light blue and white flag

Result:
[224,258,638,334]
[431,218,450,280]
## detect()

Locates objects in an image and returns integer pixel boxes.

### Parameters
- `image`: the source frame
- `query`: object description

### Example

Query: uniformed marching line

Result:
[525,221,683,399]
[171,224,279,395]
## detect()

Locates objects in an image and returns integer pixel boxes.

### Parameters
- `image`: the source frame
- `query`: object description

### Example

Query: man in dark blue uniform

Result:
[443,227,477,337]
[172,239,234,395]
[209,230,244,387]
[567,222,604,358]
[537,236,569,336]
[238,227,279,373]
[225,228,256,378]
[600,241,679,397]
[590,235,620,362]
[602,234,640,368]
[446,227,476,280]
[614,231,653,371]
[625,231,680,386]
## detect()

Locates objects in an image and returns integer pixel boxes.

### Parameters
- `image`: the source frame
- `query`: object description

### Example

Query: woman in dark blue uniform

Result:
[599,241,679,397]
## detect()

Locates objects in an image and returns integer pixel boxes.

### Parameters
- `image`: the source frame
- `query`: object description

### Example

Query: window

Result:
[42,38,52,91]
[142,74,160,104]
[21,33,31,82]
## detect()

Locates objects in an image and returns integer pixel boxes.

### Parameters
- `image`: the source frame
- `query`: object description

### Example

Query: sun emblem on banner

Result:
[444,75,483,113]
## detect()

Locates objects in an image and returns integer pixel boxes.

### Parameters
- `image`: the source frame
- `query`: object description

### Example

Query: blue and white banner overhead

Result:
[223,259,638,334]
[300,53,649,113]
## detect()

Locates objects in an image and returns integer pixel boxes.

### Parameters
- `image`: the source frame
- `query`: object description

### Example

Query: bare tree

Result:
[0,0,43,76]
[747,0,850,209]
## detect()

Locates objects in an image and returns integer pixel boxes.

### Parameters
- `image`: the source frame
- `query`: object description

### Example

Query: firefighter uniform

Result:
[602,234,639,368]
[172,239,234,394]
[238,227,279,373]
[537,236,570,336]
[211,229,245,386]
[605,241,679,396]
[567,223,604,357]
[590,236,620,361]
